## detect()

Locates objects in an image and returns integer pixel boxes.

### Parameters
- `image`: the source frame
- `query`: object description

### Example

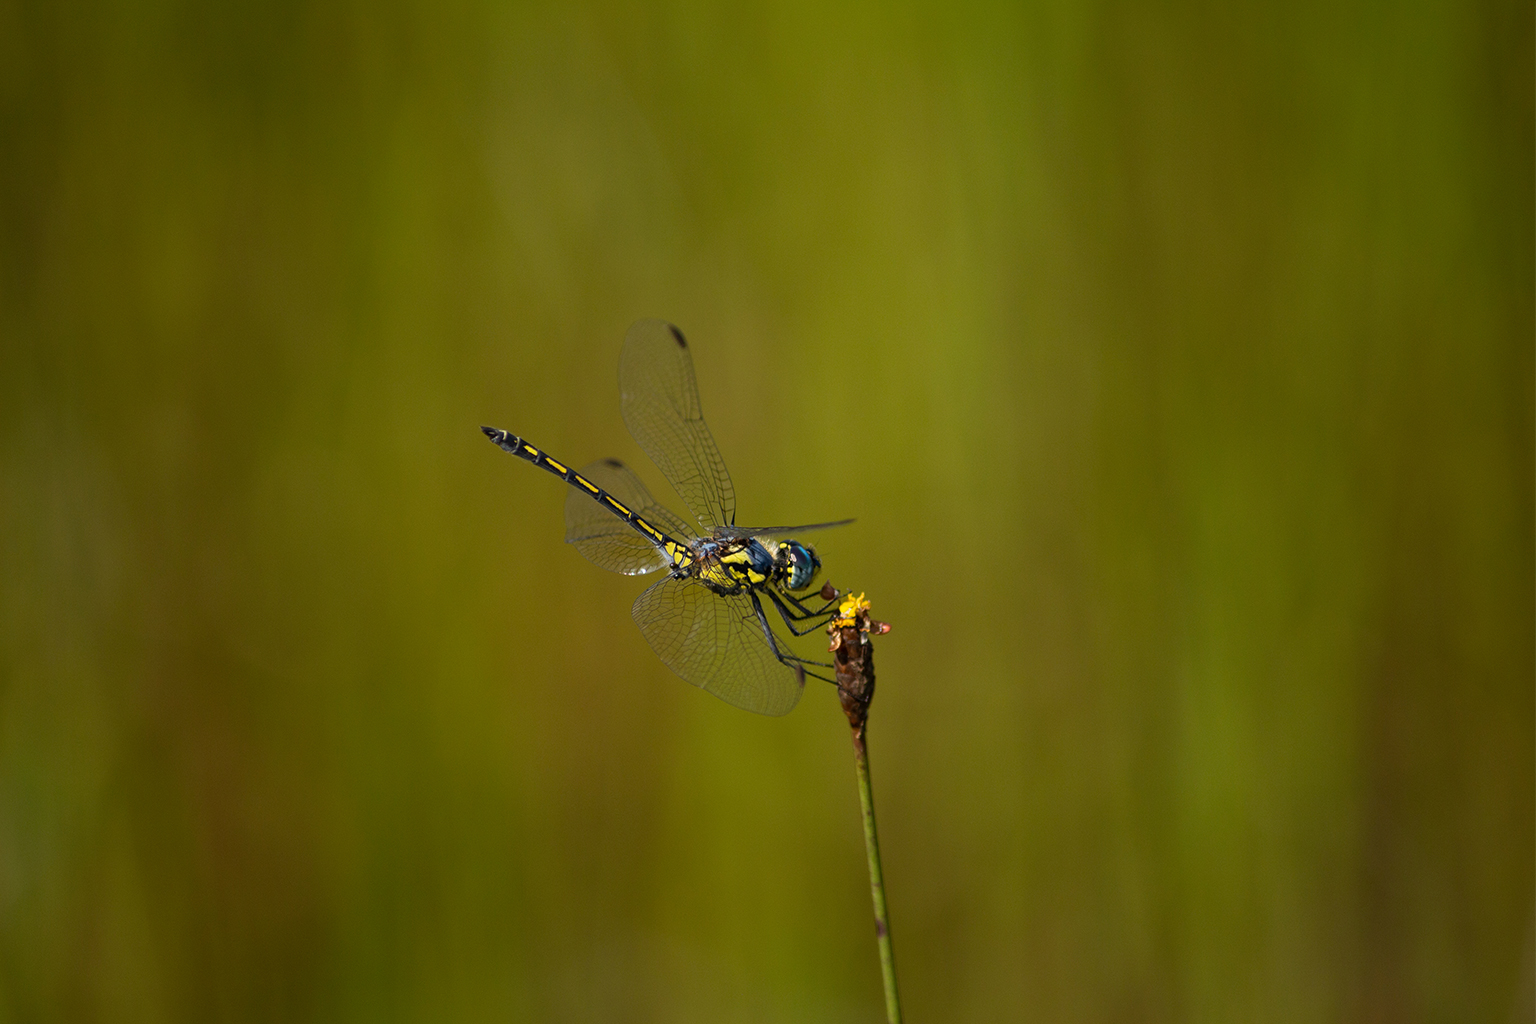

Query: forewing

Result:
[565,458,695,576]
[619,319,737,531]
[717,519,855,540]
[631,576,804,716]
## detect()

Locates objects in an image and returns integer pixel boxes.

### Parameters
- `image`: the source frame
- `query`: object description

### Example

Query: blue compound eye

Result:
[781,541,821,590]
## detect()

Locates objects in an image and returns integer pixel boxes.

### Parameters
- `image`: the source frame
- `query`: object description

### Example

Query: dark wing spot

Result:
[603,458,625,468]
[666,323,687,347]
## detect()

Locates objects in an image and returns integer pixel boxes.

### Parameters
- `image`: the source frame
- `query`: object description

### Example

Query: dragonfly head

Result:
[774,540,822,591]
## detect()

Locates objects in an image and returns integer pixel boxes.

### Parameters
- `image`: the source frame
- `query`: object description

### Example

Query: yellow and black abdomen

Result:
[482,426,691,573]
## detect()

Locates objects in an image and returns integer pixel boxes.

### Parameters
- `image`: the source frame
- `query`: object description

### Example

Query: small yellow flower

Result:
[839,592,871,619]
[831,591,871,629]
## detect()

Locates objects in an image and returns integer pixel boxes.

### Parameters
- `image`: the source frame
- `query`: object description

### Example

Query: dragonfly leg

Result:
[762,587,836,637]
[746,591,837,680]
[777,588,840,619]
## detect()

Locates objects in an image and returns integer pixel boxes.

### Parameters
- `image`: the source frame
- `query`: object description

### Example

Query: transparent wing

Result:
[619,319,737,532]
[631,576,804,716]
[565,458,697,576]
[717,519,855,540]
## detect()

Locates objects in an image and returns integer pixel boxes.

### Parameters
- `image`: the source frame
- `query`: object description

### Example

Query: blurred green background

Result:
[1,1,1531,1021]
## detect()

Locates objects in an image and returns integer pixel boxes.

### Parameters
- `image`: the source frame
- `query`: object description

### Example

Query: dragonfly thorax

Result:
[689,535,777,593]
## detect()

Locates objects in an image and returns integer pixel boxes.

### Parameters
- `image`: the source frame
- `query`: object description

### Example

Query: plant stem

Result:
[830,592,900,1021]
[852,722,902,1023]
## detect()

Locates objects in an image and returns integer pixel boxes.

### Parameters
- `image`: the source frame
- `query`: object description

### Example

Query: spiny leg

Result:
[763,587,836,637]
[799,666,838,686]
[746,591,837,683]
[778,587,841,619]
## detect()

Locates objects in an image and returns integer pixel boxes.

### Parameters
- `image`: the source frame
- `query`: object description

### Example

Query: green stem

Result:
[853,724,902,1023]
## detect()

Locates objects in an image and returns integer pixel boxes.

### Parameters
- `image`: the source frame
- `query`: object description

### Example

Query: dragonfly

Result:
[482,318,851,716]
